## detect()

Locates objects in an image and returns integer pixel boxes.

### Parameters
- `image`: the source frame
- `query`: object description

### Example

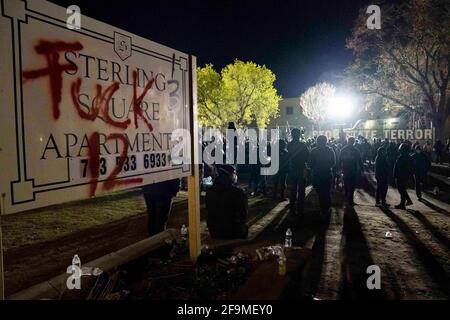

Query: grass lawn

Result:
[1,189,156,250]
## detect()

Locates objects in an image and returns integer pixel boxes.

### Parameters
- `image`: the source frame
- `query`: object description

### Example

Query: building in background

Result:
[268,97,311,139]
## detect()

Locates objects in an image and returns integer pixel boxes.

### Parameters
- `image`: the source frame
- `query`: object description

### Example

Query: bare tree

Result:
[347,0,450,140]
[299,82,336,124]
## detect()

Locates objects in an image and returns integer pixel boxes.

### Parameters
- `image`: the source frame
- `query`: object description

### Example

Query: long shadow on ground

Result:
[359,174,450,297]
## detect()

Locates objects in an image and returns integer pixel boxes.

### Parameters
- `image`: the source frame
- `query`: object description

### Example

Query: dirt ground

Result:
[3,190,278,296]
[2,172,450,299]
[304,173,450,300]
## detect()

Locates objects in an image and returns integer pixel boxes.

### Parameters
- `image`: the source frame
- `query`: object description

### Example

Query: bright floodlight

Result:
[326,94,355,119]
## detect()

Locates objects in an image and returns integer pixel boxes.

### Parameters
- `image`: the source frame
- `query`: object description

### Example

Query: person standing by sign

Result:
[308,135,336,216]
[287,128,310,215]
[412,145,431,200]
[143,179,181,236]
[339,137,363,206]
[393,143,414,209]
[375,147,390,207]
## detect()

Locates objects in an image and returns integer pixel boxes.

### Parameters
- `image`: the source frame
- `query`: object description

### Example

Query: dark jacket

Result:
[278,148,289,174]
[339,145,363,176]
[411,152,431,176]
[393,154,414,181]
[308,146,336,184]
[206,181,248,239]
[375,154,389,180]
[287,140,309,175]
[142,179,180,200]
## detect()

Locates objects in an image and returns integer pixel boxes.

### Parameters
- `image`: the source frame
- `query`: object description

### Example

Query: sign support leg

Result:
[187,55,201,262]
[0,194,6,300]
[187,171,201,262]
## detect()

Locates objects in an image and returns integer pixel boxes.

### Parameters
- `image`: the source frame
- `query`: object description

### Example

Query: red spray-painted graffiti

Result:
[87,132,143,197]
[22,40,157,196]
[23,40,83,120]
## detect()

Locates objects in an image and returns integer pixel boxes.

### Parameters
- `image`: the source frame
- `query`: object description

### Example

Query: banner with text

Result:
[311,128,435,142]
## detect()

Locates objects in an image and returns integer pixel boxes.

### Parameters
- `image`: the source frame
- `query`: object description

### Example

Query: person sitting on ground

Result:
[206,164,248,239]
[375,147,390,207]
[411,145,431,201]
[393,143,414,209]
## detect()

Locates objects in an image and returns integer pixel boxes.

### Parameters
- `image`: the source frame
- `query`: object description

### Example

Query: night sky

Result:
[51,0,380,97]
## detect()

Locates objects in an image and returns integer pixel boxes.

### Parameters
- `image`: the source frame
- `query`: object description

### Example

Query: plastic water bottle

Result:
[72,254,81,268]
[181,224,188,243]
[278,252,287,276]
[285,228,292,248]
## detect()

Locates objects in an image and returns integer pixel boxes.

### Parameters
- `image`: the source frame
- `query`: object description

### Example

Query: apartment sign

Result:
[0,0,193,214]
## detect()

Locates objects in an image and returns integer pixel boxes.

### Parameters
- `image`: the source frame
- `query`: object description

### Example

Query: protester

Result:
[339,137,363,206]
[360,138,372,169]
[374,147,390,207]
[393,143,414,209]
[308,135,336,215]
[386,141,398,185]
[206,165,248,239]
[287,128,310,215]
[424,140,433,159]
[372,138,381,162]
[273,139,289,200]
[143,179,181,236]
[433,140,444,164]
[411,145,431,200]
[248,142,261,195]
[330,142,341,189]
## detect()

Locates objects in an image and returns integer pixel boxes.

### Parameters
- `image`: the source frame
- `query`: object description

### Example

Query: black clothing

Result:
[340,145,363,176]
[396,178,412,207]
[273,148,289,199]
[434,141,444,163]
[287,140,310,174]
[375,154,389,204]
[393,154,414,181]
[143,179,180,236]
[412,152,431,176]
[287,140,309,214]
[375,154,390,180]
[308,145,336,214]
[206,182,248,239]
[339,145,363,203]
[386,144,398,184]
[393,153,414,206]
[308,145,336,184]
[412,152,431,199]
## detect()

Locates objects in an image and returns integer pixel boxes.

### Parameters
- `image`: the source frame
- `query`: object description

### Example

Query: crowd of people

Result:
[202,127,449,240]
[141,124,449,241]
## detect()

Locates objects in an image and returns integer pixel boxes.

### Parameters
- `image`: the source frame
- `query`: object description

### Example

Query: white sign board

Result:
[0,0,193,214]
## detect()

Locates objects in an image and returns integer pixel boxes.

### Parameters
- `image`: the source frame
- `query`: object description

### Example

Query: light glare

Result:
[326,94,355,119]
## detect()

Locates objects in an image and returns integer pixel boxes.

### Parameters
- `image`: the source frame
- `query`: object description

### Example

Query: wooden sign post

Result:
[0,195,5,300]
[187,55,201,261]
